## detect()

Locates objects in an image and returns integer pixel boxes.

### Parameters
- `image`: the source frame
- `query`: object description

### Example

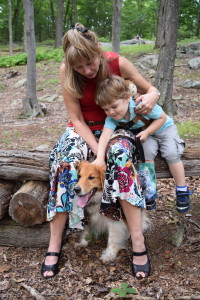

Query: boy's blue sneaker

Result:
[146,200,156,210]
[146,198,157,210]
[176,188,192,213]
[145,193,158,210]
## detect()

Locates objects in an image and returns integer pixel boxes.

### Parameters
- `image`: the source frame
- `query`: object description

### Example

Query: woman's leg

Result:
[43,127,96,277]
[119,200,147,278]
[43,212,68,277]
[101,130,150,277]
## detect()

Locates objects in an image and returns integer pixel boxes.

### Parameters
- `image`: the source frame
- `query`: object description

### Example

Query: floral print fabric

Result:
[100,129,145,220]
[47,127,101,229]
[47,127,155,229]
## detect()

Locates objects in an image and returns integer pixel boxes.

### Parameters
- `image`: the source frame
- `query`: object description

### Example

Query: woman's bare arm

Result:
[60,63,98,154]
[119,56,160,114]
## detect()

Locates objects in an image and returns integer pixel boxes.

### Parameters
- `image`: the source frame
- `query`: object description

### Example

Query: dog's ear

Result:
[98,165,106,188]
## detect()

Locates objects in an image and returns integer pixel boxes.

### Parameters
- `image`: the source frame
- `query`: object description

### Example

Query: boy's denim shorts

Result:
[142,125,185,164]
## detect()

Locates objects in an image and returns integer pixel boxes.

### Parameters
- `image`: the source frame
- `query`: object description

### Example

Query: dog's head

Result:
[74,161,106,208]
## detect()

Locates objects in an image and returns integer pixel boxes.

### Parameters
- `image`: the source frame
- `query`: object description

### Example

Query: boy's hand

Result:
[136,130,149,143]
[92,158,106,166]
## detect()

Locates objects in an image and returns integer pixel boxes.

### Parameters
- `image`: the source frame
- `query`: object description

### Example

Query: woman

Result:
[41,23,160,279]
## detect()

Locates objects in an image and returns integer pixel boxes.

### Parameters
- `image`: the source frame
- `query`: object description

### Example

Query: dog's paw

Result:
[74,240,88,248]
[100,248,117,263]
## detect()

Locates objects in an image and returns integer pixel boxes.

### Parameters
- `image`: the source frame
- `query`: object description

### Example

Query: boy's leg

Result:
[159,125,191,213]
[142,137,158,210]
[168,162,191,213]
[137,162,158,210]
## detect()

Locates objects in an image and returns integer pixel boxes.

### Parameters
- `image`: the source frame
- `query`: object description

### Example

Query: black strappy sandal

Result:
[132,250,151,279]
[41,252,60,279]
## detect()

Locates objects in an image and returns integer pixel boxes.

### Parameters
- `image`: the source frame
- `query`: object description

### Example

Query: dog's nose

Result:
[74,186,81,194]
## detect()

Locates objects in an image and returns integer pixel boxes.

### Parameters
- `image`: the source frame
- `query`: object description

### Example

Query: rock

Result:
[121,38,145,45]
[38,94,59,102]
[183,80,200,89]
[178,42,200,55]
[171,222,185,247]
[135,54,159,70]
[188,57,200,69]
[14,78,26,88]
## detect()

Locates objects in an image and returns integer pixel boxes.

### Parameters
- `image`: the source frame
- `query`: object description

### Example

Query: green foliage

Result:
[0,53,27,67]
[120,44,157,56]
[176,121,200,138]
[2,130,20,145]
[0,0,200,46]
[110,283,137,297]
[0,48,64,68]
[0,82,5,91]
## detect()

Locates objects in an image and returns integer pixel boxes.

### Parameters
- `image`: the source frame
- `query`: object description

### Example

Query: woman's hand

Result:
[134,91,159,115]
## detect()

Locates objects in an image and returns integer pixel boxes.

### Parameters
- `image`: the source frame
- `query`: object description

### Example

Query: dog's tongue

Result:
[77,194,90,208]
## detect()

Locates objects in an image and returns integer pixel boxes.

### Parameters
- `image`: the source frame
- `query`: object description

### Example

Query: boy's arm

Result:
[92,127,114,166]
[136,111,167,143]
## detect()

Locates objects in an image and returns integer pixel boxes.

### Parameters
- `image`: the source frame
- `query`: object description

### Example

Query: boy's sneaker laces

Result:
[146,199,156,211]
[176,188,193,213]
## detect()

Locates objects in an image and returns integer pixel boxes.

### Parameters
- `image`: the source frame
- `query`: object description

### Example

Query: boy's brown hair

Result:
[95,75,130,107]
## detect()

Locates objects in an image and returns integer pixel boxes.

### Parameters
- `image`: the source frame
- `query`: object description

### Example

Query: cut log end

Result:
[9,181,49,227]
[9,196,45,226]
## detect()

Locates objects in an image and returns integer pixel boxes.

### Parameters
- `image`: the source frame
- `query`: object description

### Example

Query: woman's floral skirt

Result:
[47,127,156,229]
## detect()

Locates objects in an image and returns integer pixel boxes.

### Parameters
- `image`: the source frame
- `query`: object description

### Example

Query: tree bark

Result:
[55,0,64,48]
[0,150,49,181]
[0,180,16,219]
[9,181,49,227]
[112,0,122,54]
[154,0,180,116]
[73,0,77,24]
[154,0,161,49]
[8,0,13,56]
[0,216,50,248]
[0,146,199,181]
[23,0,43,117]
[63,0,71,29]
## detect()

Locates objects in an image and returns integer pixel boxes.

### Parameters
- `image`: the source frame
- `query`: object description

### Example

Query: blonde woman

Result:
[41,23,160,279]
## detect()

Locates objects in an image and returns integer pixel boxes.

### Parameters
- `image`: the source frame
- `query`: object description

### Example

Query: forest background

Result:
[0,0,200,45]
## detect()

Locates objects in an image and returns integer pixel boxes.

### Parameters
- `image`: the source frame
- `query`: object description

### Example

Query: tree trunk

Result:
[9,181,49,227]
[63,0,71,30]
[112,0,122,54]
[0,150,49,181]
[0,180,16,219]
[0,216,50,248]
[73,0,77,23]
[154,0,180,116]
[23,0,43,117]
[154,0,161,49]
[55,0,64,48]
[8,0,13,56]
[0,146,199,181]
[13,0,21,42]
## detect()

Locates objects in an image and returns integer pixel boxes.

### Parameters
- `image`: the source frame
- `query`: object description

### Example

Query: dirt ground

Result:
[0,52,200,300]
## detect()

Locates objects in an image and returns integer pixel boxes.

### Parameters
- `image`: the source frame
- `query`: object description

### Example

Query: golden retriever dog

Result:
[74,160,150,262]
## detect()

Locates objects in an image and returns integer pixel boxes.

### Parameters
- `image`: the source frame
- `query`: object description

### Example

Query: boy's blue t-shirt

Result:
[104,97,174,134]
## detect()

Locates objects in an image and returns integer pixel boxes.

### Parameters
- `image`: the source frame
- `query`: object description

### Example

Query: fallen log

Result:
[0,179,16,219]
[9,180,49,227]
[0,144,199,180]
[0,150,49,181]
[0,216,50,247]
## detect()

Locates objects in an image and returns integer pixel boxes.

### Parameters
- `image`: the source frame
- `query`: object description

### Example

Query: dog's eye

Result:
[88,176,95,180]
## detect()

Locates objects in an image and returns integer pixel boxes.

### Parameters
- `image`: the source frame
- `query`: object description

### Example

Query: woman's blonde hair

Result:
[62,23,109,98]
[95,75,130,107]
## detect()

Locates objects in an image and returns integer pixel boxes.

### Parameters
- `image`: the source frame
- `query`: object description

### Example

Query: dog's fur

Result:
[74,161,150,262]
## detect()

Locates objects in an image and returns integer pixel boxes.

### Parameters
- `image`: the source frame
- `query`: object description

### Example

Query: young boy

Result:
[94,75,191,213]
